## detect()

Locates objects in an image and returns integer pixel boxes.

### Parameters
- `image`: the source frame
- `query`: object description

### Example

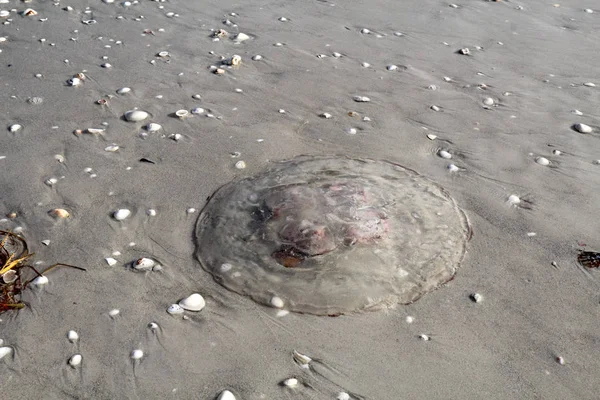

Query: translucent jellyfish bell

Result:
[195,156,470,315]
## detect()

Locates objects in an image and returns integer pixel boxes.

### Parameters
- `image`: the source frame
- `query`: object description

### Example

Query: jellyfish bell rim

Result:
[194,155,471,315]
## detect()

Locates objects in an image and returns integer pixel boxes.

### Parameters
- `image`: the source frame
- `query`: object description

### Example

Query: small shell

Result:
[483,97,495,106]
[459,48,470,55]
[293,350,312,366]
[134,257,156,271]
[68,354,82,367]
[130,349,144,360]
[191,107,204,114]
[105,257,117,266]
[535,156,550,166]
[337,393,351,400]
[438,150,452,159]
[427,134,437,140]
[233,32,250,42]
[179,293,206,311]
[353,95,370,102]
[175,109,189,118]
[0,346,13,360]
[49,208,70,219]
[157,51,169,57]
[23,8,37,16]
[68,77,82,86]
[229,54,241,66]
[282,378,299,388]
[507,194,521,205]
[430,105,441,112]
[556,356,565,365]
[360,28,371,34]
[447,164,459,172]
[419,334,431,341]
[214,68,226,75]
[470,293,483,303]
[167,304,184,314]
[124,110,149,122]
[235,161,246,169]
[104,144,119,152]
[67,330,79,342]
[573,123,592,133]
[145,123,162,132]
[387,65,398,71]
[320,112,332,119]
[148,322,159,330]
[108,309,120,317]
[116,87,131,94]
[8,124,22,133]
[252,54,263,61]
[2,270,17,284]
[32,275,49,286]
[217,390,236,400]
[113,208,131,221]
[270,296,284,309]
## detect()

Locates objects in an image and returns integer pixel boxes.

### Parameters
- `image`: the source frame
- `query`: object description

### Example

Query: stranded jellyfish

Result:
[195,156,470,315]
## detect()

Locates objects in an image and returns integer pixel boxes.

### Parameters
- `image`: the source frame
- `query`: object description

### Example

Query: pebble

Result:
[553,149,562,155]
[583,82,595,87]
[179,293,206,311]
[573,123,592,133]
[535,157,550,166]
[68,354,82,367]
[217,390,236,400]
[130,349,144,360]
[345,128,357,135]
[105,257,118,266]
[360,28,370,34]
[67,330,79,342]
[113,208,131,220]
[167,304,184,314]
[282,378,299,388]
[361,62,370,67]
[470,293,483,303]
[108,309,120,317]
[186,208,196,214]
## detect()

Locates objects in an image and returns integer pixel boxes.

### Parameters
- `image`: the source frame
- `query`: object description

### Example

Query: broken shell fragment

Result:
[49,208,70,219]
[233,32,250,42]
[213,29,228,38]
[23,8,37,16]
[353,95,371,102]
[0,347,13,360]
[178,293,206,311]
[229,54,241,66]
[134,257,156,271]
[157,51,169,57]
[2,270,17,284]
[293,350,312,367]
[124,110,149,122]
[459,48,471,55]
[175,109,189,118]
[67,77,82,86]
[32,275,49,286]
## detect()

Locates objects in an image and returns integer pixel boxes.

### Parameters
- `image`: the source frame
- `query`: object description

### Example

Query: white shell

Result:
[345,128,357,135]
[167,304,184,314]
[360,28,370,34]
[2,270,17,284]
[386,65,398,71]
[234,32,250,42]
[105,257,117,266]
[252,54,263,61]
[470,293,483,303]
[427,134,437,140]
[67,330,79,342]
[270,296,284,308]
[535,157,550,166]
[104,145,119,152]
[69,354,82,367]
[507,195,521,205]
[483,97,495,106]
[459,48,470,55]
[68,77,82,86]
[108,309,120,317]
[191,107,205,114]
[148,322,159,330]
[353,95,370,102]
[49,208,70,219]
[175,109,189,118]
[337,393,351,400]
[178,293,206,311]
[405,316,414,323]
[32,275,49,286]
[229,54,242,66]
[447,164,459,172]
[556,356,565,365]
[116,87,131,94]
[217,390,236,400]
[283,378,299,388]
[293,350,312,366]
[147,209,157,216]
[320,112,332,119]
[134,257,155,271]
[438,150,452,159]
[361,62,370,67]
[583,82,595,87]
[419,334,431,341]
[145,123,162,132]
[0,346,12,360]
[131,349,144,360]
[8,124,22,133]
[430,105,440,112]
[235,161,246,169]
[573,123,592,133]
[158,51,169,57]
[124,110,149,122]
[113,208,131,220]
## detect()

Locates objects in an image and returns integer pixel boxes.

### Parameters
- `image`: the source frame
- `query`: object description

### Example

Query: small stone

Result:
[405,316,414,323]
[217,390,236,400]
[360,28,370,34]
[186,208,196,214]
[67,330,79,342]
[337,393,351,400]
[68,354,82,367]
[361,62,370,67]
[8,124,22,133]
[483,97,495,106]
[252,55,262,61]
[507,194,521,205]
[387,64,398,71]
[430,105,441,112]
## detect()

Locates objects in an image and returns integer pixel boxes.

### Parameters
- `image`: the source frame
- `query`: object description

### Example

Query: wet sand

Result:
[1,0,600,398]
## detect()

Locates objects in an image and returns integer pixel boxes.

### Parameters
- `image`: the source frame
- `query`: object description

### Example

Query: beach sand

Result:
[1,0,600,398]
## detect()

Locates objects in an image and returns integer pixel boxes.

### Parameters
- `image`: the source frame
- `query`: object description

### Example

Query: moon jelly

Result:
[195,156,470,315]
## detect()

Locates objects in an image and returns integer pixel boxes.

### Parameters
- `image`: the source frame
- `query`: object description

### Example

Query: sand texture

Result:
[1,0,600,399]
